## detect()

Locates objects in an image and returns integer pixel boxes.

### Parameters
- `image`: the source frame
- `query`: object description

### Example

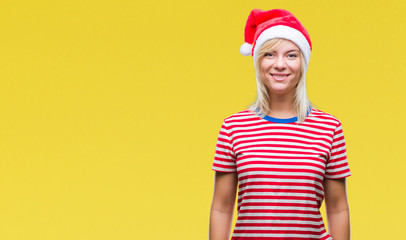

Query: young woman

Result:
[209,9,351,240]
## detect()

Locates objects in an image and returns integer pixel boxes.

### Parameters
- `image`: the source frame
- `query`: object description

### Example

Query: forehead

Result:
[266,39,300,52]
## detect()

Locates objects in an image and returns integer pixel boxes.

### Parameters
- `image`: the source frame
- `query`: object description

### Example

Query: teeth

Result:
[272,74,288,79]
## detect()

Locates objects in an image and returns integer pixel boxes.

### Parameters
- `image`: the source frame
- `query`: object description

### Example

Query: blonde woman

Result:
[209,9,351,240]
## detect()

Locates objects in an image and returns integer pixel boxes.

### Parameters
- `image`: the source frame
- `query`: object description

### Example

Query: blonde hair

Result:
[247,38,314,123]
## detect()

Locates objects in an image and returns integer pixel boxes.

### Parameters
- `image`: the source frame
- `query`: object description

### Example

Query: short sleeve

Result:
[325,121,352,179]
[211,120,237,173]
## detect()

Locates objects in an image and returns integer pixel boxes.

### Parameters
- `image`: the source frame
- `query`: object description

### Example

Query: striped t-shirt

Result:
[211,107,351,240]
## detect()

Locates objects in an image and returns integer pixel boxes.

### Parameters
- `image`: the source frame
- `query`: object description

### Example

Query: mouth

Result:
[270,73,290,81]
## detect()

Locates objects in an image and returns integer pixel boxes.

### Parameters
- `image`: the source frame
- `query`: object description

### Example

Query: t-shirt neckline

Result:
[262,107,312,123]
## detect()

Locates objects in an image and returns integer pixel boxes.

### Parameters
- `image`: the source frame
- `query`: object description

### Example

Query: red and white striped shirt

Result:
[212,107,351,240]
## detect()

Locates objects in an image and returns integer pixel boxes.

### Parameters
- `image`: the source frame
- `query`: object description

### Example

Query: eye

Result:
[287,53,298,58]
[264,53,274,57]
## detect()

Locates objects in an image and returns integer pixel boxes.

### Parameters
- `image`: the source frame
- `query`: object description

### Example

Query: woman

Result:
[209,9,351,240]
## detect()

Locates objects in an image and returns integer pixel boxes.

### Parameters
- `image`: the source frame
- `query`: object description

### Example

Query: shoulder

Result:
[309,108,343,128]
[219,108,259,130]
[222,108,258,123]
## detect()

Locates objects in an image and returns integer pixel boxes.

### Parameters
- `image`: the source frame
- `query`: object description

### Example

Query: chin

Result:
[269,87,295,95]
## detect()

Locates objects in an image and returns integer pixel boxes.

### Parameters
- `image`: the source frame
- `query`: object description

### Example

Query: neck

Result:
[267,91,296,118]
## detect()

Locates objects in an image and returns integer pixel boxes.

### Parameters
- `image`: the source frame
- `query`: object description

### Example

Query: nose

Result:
[274,56,287,70]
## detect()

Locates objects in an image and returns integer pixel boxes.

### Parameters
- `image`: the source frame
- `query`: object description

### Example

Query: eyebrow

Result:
[267,49,300,53]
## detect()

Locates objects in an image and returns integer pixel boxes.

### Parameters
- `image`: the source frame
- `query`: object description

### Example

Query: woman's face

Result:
[259,39,302,97]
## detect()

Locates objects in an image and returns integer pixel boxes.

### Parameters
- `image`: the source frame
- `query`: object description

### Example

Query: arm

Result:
[323,178,351,240]
[209,171,238,240]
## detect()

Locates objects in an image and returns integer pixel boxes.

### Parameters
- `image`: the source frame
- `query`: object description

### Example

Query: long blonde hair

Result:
[247,38,314,123]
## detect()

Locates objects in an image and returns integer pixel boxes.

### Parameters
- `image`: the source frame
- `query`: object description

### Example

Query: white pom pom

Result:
[240,42,253,56]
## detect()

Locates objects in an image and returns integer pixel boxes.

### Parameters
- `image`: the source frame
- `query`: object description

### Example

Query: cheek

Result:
[260,57,274,69]
[293,69,302,86]
[259,62,269,78]
[260,61,267,73]
[289,62,301,84]
[290,62,301,76]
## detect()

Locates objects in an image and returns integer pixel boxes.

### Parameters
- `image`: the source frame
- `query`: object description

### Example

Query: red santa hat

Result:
[240,9,312,71]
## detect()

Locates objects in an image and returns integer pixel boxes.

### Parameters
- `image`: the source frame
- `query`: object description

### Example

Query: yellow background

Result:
[0,0,405,239]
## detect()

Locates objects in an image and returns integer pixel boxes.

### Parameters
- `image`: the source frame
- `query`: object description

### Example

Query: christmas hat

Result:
[240,9,312,70]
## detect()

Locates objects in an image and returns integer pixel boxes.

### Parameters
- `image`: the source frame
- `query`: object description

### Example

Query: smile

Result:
[270,74,290,81]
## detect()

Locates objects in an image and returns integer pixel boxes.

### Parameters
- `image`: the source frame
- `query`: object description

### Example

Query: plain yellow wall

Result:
[0,0,405,239]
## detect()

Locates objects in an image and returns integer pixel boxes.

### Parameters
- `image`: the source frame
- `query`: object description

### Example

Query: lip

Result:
[270,73,290,81]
